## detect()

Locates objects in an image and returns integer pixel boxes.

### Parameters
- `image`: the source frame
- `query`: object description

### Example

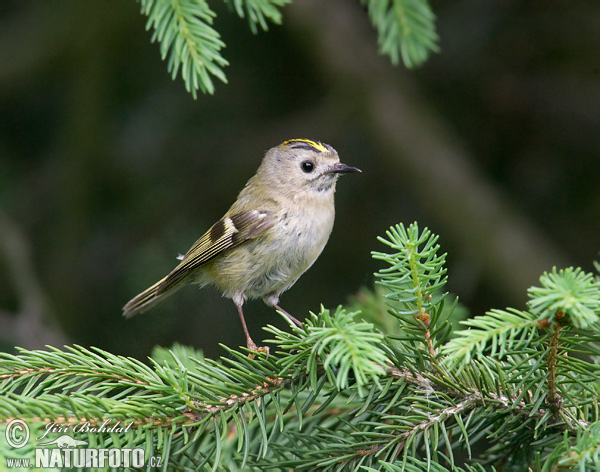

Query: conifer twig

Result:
[384,364,587,433]
[0,224,597,470]
[546,315,564,411]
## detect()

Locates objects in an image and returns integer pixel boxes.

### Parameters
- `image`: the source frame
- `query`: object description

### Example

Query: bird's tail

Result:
[122,277,181,318]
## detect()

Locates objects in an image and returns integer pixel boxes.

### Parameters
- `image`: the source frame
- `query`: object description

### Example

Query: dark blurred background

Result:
[0,0,598,359]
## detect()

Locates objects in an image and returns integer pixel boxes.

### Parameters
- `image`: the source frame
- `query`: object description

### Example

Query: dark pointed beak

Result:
[327,162,362,174]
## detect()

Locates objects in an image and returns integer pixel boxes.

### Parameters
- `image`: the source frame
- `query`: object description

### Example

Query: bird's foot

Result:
[246,339,269,359]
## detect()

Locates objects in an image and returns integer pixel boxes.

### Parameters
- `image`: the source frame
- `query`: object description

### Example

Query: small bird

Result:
[123,139,361,354]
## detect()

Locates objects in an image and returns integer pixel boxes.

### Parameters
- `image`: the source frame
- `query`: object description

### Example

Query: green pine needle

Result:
[1,223,599,470]
[140,0,439,97]
[373,222,448,319]
[140,0,290,97]
[265,306,387,396]
[442,308,540,367]
[528,266,600,328]
[224,0,290,33]
[140,0,229,97]
[362,0,440,68]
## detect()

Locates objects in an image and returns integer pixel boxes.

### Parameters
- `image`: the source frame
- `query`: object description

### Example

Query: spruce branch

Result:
[140,0,229,97]
[373,222,451,371]
[441,308,540,367]
[265,306,387,395]
[139,0,289,97]
[223,0,290,33]
[529,266,600,329]
[1,222,599,470]
[361,0,440,68]
[139,0,439,97]
[550,421,600,470]
[545,321,563,411]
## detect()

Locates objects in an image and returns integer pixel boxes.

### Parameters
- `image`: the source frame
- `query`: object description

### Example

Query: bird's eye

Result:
[301,161,315,173]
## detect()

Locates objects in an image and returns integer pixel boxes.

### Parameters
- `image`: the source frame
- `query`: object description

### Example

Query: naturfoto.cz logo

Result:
[4,419,162,469]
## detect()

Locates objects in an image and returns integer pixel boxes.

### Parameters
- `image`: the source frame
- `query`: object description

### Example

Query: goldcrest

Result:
[123,139,361,353]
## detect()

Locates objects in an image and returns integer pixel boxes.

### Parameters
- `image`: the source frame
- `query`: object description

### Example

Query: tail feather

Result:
[122,277,181,318]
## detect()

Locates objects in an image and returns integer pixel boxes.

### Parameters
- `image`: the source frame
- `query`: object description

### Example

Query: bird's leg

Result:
[235,301,269,358]
[263,294,303,327]
[273,304,302,327]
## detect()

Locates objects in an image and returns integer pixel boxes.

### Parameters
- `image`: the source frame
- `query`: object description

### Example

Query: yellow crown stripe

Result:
[283,139,328,153]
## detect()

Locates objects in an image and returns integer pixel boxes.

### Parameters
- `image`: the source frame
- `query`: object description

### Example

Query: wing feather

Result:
[157,210,276,293]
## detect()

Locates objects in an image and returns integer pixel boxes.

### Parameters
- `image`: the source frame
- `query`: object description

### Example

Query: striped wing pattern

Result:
[157,209,275,294]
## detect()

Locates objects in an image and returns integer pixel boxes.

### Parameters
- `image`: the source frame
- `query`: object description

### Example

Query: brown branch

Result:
[546,315,564,411]
[354,365,587,462]
[383,363,586,431]
[193,376,289,418]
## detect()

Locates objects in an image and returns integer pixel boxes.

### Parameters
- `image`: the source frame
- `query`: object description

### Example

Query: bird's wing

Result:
[157,209,276,294]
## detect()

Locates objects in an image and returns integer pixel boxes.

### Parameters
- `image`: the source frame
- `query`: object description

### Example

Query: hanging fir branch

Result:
[1,222,599,470]
[138,0,439,97]
[361,0,439,68]
[140,0,229,97]
[223,0,290,33]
